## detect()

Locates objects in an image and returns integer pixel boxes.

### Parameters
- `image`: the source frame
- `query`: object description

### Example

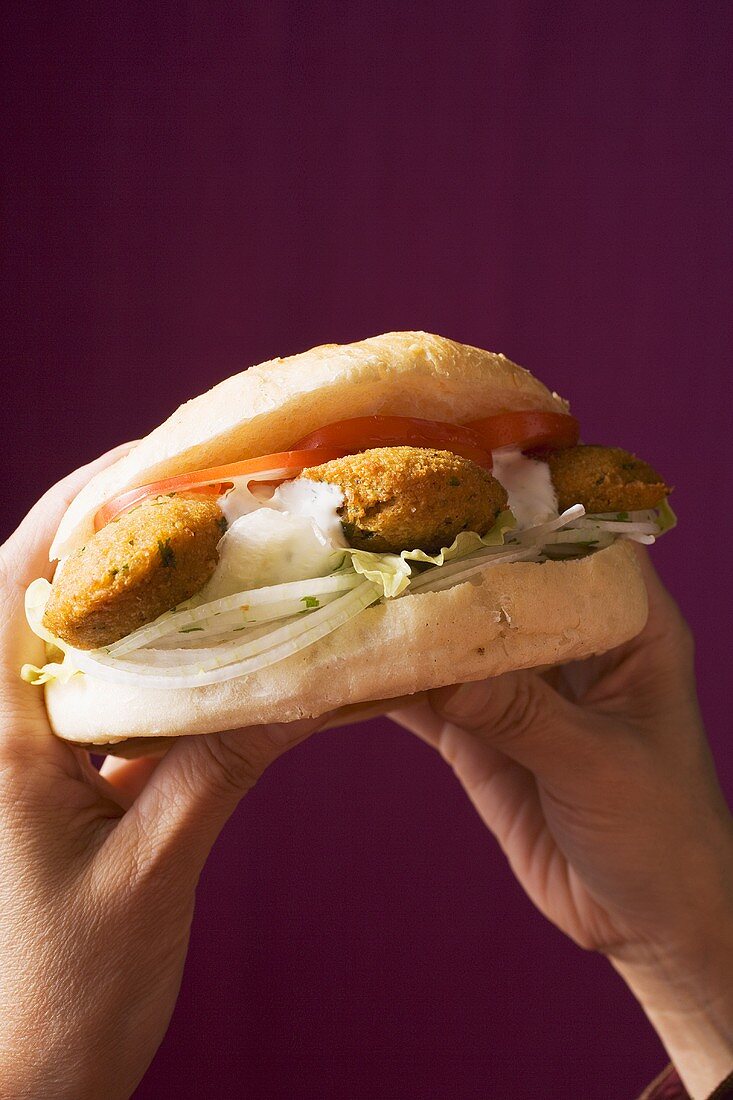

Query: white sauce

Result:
[220,475,346,544]
[220,478,276,525]
[269,478,348,548]
[205,476,348,597]
[491,448,558,530]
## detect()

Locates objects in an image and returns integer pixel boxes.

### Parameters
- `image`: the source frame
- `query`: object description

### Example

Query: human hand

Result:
[0,449,325,1100]
[391,551,733,1098]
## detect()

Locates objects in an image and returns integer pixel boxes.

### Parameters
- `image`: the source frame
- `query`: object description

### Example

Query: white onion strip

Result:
[566,518,658,535]
[409,546,541,594]
[586,510,659,523]
[107,572,361,656]
[66,582,381,687]
[539,530,615,547]
[150,616,302,650]
[514,505,586,544]
[150,591,346,646]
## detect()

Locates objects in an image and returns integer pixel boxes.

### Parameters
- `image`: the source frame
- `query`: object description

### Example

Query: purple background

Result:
[3,4,732,1097]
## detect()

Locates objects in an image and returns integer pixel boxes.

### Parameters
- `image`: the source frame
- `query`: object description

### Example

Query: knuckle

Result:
[198,732,264,795]
[432,681,491,732]
[433,673,550,748]
[491,677,545,742]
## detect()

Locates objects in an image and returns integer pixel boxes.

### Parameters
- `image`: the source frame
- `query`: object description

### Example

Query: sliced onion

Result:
[151,592,346,645]
[515,505,586,545]
[540,530,615,548]
[65,582,381,687]
[150,617,302,650]
[566,517,659,535]
[123,605,337,666]
[409,546,542,594]
[586,510,659,524]
[618,532,656,545]
[107,572,361,655]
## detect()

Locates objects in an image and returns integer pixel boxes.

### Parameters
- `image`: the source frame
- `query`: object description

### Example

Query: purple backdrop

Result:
[3,4,732,1097]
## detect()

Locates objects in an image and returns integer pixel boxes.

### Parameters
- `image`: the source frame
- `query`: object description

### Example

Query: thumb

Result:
[119,717,325,880]
[408,670,598,784]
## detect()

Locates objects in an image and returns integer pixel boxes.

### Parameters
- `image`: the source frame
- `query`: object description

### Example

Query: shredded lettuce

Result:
[22,579,80,685]
[656,499,677,534]
[25,577,57,644]
[21,657,79,686]
[343,510,516,598]
[345,549,411,598]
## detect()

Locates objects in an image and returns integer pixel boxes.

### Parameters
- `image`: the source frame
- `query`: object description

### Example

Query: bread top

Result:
[50,331,569,561]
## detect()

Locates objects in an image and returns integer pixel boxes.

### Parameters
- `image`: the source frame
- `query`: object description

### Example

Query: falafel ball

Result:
[545,445,670,514]
[301,446,508,554]
[43,495,226,649]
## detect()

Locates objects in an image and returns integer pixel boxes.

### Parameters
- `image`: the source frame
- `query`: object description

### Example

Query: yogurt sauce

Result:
[217,475,343,539]
[269,478,348,547]
[220,475,347,546]
[491,448,558,529]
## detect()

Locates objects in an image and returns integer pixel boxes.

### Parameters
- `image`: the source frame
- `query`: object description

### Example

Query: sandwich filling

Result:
[23,412,674,690]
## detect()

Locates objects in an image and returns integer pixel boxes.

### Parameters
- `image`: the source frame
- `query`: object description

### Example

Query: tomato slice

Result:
[94,448,346,530]
[95,412,576,532]
[468,411,579,452]
[293,416,493,469]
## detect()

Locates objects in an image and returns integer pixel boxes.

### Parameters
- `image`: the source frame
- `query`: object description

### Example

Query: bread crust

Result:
[47,540,648,749]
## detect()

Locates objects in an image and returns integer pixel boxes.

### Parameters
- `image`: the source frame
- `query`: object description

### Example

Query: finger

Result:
[635,547,696,665]
[421,672,600,785]
[100,753,166,806]
[389,696,448,748]
[581,547,696,717]
[441,729,543,860]
[117,717,326,880]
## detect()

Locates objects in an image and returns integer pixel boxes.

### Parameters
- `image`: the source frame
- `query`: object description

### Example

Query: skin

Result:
[1,450,731,1097]
[392,551,733,1097]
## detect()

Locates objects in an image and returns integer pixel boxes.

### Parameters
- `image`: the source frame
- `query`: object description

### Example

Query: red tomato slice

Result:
[468,411,579,452]
[94,448,346,530]
[293,416,493,469]
[95,412,575,532]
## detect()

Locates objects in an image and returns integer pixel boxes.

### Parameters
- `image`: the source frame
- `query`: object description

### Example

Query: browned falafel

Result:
[301,446,508,554]
[545,445,670,514]
[43,495,225,649]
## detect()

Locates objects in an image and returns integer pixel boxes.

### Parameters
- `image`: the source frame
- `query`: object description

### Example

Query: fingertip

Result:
[99,753,166,807]
[389,698,445,746]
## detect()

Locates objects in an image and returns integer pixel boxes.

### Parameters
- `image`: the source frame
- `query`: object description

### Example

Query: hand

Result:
[0,448,325,1100]
[391,550,733,1098]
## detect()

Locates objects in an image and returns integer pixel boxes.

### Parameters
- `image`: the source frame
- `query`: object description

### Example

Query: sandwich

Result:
[23,332,675,755]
